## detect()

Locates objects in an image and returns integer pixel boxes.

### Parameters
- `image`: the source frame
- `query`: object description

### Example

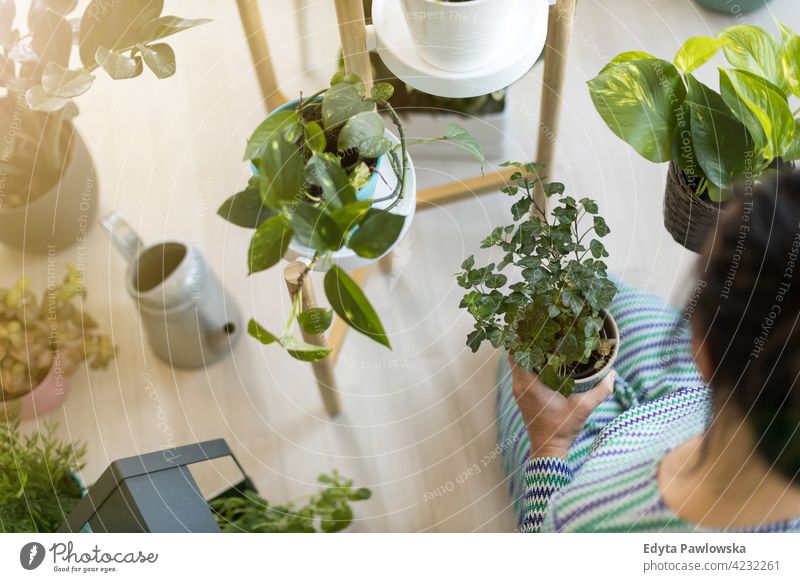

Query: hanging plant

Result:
[219,73,485,362]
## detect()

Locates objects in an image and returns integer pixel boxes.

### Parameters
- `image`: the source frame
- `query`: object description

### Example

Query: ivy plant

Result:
[211,470,371,533]
[456,163,617,396]
[0,421,86,533]
[588,22,800,202]
[219,73,485,361]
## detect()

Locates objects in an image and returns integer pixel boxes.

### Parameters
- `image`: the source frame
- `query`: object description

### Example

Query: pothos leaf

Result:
[324,266,390,349]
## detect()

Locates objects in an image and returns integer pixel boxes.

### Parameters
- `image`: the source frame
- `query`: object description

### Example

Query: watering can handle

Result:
[100,212,144,264]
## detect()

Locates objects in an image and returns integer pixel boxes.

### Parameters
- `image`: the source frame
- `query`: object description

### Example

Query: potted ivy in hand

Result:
[219,72,484,362]
[588,22,800,252]
[0,267,115,419]
[0,0,207,253]
[456,163,618,395]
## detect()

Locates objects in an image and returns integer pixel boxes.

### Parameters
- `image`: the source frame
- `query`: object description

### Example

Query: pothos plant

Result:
[0,0,207,207]
[588,22,800,202]
[456,163,617,396]
[219,72,484,362]
[211,470,371,533]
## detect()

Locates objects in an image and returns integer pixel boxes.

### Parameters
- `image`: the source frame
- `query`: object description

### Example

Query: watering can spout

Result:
[100,212,144,264]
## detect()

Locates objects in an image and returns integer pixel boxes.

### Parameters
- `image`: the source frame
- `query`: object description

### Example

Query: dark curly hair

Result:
[690,170,800,480]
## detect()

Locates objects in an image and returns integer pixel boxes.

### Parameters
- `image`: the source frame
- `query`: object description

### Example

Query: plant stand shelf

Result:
[234,0,578,416]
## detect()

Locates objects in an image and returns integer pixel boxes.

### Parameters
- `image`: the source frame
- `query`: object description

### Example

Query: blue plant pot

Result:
[694,0,771,14]
[253,98,384,202]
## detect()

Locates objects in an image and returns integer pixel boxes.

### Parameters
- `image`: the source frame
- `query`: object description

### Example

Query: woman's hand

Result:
[509,355,616,460]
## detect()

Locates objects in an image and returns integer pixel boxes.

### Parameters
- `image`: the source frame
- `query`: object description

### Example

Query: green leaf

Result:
[95,45,143,79]
[218,180,275,228]
[589,239,607,259]
[324,266,390,349]
[137,43,176,79]
[79,0,163,68]
[290,205,344,252]
[41,63,93,98]
[349,162,372,190]
[347,209,404,259]
[247,214,293,274]
[298,308,334,335]
[719,68,794,160]
[587,58,686,163]
[322,82,374,130]
[348,487,372,501]
[305,153,357,209]
[303,121,326,154]
[338,111,387,158]
[141,16,210,41]
[330,200,371,232]
[684,75,753,188]
[720,25,784,91]
[599,50,656,74]
[780,25,800,99]
[593,216,610,237]
[444,124,486,165]
[247,319,279,345]
[280,336,333,362]
[785,120,800,161]
[245,109,301,160]
[320,504,353,532]
[674,36,725,74]
[24,85,68,112]
[371,82,395,101]
[258,124,306,210]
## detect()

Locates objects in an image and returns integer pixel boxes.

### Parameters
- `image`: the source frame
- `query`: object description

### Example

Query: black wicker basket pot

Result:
[663,162,724,253]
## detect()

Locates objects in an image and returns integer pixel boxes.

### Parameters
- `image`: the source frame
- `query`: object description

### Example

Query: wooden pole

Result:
[536,0,576,175]
[235,0,288,111]
[284,261,341,417]
[333,0,374,88]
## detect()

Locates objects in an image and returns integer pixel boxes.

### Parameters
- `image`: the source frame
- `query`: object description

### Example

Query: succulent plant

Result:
[0,266,115,402]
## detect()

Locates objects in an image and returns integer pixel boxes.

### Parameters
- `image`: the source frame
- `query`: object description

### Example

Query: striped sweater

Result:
[497,283,800,533]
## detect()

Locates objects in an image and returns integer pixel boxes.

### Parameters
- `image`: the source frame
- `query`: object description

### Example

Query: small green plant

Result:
[0,266,115,404]
[456,163,617,396]
[588,22,800,202]
[219,73,484,362]
[211,470,371,533]
[0,421,86,533]
[0,0,208,207]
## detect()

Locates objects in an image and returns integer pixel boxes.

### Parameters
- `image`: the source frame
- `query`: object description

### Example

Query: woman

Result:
[498,175,800,532]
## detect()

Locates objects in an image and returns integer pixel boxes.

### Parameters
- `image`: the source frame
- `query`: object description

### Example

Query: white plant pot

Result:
[400,0,520,72]
[284,129,417,272]
[0,125,98,254]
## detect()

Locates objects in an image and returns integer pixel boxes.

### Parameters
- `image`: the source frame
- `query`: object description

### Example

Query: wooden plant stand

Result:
[235,0,578,417]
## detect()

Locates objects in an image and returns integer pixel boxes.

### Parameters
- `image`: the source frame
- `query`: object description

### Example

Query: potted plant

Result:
[456,162,618,395]
[211,469,371,533]
[0,0,207,253]
[0,421,86,533]
[400,0,521,72]
[588,22,800,252]
[0,266,115,420]
[218,72,484,362]
[694,0,771,14]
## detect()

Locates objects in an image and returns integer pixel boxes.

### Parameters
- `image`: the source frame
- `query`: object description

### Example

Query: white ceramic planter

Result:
[400,0,519,72]
[285,129,417,272]
[0,125,98,254]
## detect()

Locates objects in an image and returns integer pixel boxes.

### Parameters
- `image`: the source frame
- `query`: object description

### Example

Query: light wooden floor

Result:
[5,0,798,532]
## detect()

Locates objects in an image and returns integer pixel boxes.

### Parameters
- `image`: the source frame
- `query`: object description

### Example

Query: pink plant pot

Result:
[1,359,71,420]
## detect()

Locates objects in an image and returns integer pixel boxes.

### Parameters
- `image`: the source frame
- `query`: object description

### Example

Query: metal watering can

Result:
[101,212,242,369]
